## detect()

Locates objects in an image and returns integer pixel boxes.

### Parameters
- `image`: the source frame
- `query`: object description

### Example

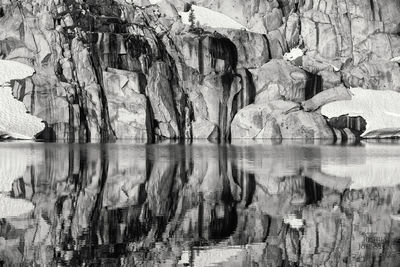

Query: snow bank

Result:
[179,5,248,30]
[0,60,35,86]
[178,246,244,266]
[0,60,45,139]
[321,88,400,136]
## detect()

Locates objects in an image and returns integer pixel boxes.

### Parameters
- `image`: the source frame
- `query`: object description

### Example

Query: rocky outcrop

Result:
[103,67,150,139]
[302,85,352,111]
[1,0,399,141]
[231,101,334,139]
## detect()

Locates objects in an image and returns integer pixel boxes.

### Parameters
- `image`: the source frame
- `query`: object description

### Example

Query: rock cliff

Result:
[0,0,399,141]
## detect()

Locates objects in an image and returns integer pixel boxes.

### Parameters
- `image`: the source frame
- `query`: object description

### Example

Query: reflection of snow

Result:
[179,5,248,30]
[283,214,304,229]
[321,88,400,136]
[0,60,44,139]
[178,246,244,266]
[322,156,400,190]
[0,148,32,192]
[0,194,34,218]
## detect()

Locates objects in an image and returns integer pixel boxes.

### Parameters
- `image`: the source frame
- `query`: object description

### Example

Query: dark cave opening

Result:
[35,122,57,141]
[209,35,238,73]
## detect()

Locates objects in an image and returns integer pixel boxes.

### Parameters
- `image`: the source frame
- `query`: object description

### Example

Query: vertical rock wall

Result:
[1,0,399,141]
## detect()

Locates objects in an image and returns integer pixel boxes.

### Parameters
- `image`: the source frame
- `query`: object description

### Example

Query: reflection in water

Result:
[1,141,400,266]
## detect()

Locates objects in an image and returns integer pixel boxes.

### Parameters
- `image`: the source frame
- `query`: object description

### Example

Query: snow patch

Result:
[283,47,303,62]
[390,56,400,63]
[0,60,35,86]
[179,5,248,30]
[0,60,45,139]
[321,88,400,136]
[0,147,33,192]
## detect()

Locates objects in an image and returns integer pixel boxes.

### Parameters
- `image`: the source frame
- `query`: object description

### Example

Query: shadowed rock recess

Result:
[1,0,400,141]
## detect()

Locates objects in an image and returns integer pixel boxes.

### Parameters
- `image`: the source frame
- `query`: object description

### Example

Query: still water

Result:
[1,140,400,266]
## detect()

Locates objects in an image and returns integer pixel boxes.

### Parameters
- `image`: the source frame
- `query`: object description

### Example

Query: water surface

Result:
[1,140,400,266]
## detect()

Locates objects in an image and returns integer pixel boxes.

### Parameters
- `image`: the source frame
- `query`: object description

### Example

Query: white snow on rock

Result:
[0,60,45,139]
[179,5,248,30]
[283,47,303,62]
[321,88,400,136]
[391,56,400,63]
[0,194,34,218]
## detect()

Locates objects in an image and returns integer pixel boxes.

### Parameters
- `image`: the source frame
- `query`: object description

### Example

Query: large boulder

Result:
[231,100,334,139]
[250,59,309,103]
[302,85,352,112]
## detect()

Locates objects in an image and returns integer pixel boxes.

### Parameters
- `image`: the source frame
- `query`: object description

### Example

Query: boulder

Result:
[231,100,333,139]
[250,59,308,103]
[327,115,367,137]
[302,85,352,112]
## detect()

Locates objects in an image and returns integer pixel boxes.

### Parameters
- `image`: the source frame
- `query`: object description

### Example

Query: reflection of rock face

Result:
[4,0,398,141]
[1,143,400,265]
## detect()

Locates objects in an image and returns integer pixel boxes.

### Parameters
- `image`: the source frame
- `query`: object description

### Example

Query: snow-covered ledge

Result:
[321,88,400,137]
[0,60,45,139]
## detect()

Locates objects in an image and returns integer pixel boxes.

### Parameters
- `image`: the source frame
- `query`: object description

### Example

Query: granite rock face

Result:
[0,0,399,141]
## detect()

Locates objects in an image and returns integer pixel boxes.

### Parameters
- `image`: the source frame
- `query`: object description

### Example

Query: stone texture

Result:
[1,0,399,141]
[302,85,352,111]
[250,59,309,103]
[103,68,149,139]
[231,100,334,139]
